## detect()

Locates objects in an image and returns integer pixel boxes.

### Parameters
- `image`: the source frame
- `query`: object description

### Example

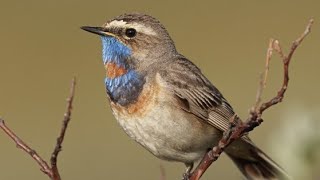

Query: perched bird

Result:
[81,13,288,179]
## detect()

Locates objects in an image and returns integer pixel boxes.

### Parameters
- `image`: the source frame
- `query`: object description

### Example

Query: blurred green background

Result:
[0,1,319,179]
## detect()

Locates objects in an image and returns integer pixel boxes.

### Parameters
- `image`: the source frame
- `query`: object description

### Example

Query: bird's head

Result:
[81,13,177,105]
[81,13,177,73]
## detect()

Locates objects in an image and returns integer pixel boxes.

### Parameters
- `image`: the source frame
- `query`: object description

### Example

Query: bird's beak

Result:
[81,26,115,37]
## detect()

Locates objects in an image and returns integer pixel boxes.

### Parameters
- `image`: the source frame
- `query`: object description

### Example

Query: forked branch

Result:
[0,77,76,180]
[188,19,314,180]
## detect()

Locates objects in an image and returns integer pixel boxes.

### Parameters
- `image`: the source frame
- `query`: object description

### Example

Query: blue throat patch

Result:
[101,36,131,65]
[101,36,145,106]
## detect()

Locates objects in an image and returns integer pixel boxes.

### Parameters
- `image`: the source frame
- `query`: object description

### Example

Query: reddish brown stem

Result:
[188,18,314,180]
[0,119,53,178]
[0,77,76,180]
[50,77,76,180]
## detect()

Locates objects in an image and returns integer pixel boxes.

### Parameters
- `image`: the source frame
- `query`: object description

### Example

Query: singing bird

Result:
[81,13,288,179]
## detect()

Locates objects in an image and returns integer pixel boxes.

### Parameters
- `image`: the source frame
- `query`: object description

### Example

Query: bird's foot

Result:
[182,173,190,180]
[182,163,193,180]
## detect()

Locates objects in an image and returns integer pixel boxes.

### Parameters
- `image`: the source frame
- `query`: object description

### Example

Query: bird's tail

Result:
[228,143,290,180]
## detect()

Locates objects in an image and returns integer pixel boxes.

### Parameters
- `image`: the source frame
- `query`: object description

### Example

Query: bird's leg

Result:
[182,162,194,180]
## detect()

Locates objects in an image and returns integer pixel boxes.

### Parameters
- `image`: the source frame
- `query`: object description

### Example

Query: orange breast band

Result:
[105,62,127,79]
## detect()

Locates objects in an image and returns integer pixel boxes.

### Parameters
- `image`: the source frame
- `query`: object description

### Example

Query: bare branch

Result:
[254,38,275,110]
[50,77,76,180]
[0,119,53,178]
[188,115,241,180]
[188,18,314,180]
[0,77,76,180]
[159,164,166,180]
[258,18,313,114]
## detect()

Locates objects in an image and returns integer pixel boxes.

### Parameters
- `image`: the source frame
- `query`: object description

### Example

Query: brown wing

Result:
[159,56,237,133]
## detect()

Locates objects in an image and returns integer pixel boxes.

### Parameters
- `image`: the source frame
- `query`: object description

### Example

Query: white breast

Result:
[110,74,221,163]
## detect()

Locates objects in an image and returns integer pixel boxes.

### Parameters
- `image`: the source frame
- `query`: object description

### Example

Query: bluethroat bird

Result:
[81,13,288,179]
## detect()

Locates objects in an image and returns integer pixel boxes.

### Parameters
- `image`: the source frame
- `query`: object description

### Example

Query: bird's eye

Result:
[125,28,137,38]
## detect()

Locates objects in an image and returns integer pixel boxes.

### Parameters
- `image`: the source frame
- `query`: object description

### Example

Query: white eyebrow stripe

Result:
[104,20,157,36]
[130,23,157,36]
[106,20,127,27]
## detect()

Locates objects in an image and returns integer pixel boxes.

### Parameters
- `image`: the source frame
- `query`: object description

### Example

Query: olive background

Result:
[0,1,319,179]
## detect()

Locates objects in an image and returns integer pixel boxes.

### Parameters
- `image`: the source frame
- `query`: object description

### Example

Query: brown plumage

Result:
[82,13,289,179]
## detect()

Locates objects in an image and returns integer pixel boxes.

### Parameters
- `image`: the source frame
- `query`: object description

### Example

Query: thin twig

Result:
[188,18,314,180]
[0,77,76,180]
[258,18,313,114]
[50,77,76,180]
[159,164,166,180]
[0,119,53,178]
[255,38,275,110]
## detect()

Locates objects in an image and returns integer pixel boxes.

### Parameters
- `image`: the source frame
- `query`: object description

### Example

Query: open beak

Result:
[81,26,115,37]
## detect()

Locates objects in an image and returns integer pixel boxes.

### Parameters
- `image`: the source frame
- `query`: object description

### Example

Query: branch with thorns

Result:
[188,19,314,180]
[0,77,76,180]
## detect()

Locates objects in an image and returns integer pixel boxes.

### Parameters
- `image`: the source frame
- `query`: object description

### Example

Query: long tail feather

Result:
[228,143,290,180]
